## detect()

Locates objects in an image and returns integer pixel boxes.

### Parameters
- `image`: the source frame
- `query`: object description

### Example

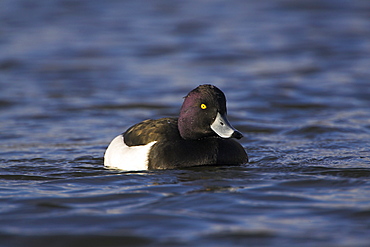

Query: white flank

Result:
[104,135,157,171]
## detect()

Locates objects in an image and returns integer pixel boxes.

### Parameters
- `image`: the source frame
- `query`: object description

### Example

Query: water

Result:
[1,0,370,246]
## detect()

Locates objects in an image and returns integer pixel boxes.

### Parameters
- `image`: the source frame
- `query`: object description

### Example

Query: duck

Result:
[104,84,248,170]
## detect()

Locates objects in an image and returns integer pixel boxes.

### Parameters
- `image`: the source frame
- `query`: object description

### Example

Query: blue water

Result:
[1,0,370,246]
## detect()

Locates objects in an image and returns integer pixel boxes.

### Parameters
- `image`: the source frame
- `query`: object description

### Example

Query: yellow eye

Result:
[200,103,207,109]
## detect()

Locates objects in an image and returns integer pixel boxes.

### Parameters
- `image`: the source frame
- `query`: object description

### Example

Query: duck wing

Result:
[123,117,180,146]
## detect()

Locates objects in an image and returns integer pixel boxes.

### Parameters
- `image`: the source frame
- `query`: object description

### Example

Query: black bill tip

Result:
[232,131,243,139]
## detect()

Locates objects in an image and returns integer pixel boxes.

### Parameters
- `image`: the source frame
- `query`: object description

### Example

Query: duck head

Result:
[178,84,243,140]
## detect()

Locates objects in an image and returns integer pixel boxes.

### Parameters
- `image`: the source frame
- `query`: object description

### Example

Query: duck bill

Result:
[210,112,243,139]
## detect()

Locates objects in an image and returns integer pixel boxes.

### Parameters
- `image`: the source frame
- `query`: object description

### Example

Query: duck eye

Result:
[200,103,207,110]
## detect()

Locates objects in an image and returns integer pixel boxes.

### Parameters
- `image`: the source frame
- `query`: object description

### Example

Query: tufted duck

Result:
[104,84,248,170]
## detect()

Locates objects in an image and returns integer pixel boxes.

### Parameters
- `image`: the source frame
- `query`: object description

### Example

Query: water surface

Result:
[1,0,370,246]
